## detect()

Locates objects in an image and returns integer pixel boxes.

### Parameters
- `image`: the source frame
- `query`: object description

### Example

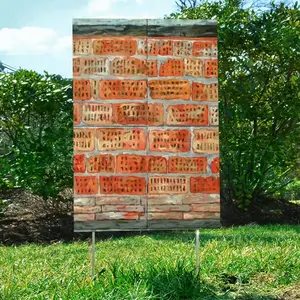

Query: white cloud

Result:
[0,27,71,55]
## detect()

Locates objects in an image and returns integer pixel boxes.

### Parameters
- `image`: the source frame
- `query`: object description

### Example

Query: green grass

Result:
[0,225,299,300]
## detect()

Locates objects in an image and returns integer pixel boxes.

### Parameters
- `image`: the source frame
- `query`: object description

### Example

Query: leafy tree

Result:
[0,70,73,199]
[170,0,300,209]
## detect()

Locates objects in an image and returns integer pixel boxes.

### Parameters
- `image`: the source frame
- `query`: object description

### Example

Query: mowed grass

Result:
[0,225,299,300]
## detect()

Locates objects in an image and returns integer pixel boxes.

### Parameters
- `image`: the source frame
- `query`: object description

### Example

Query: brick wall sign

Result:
[73,19,220,232]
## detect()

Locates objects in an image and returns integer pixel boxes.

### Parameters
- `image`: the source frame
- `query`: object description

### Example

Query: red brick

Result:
[74,154,86,173]
[149,130,190,152]
[191,203,220,212]
[148,195,183,205]
[182,194,220,204]
[116,155,167,173]
[173,41,193,56]
[80,58,108,75]
[96,196,144,205]
[166,104,208,126]
[192,129,219,154]
[74,213,95,221]
[73,38,91,55]
[149,80,190,100]
[190,176,220,193]
[159,59,184,76]
[96,212,140,220]
[73,103,81,125]
[192,83,218,101]
[73,58,80,76]
[99,176,146,195]
[91,80,98,99]
[148,205,190,212]
[209,106,218,126]
[93,39,136,56]
[211,157,220,174]
[148,212,183,220]
[148,177,189,194]
[184,58,203,77]
[74,128,95,152]
[74,176,98,195]
[82,103,113,125]
[74,197,96,206]
[183,212,220,220]
[101,205,144,212]
[137,39,173,56]
[168,157,207,174]
[73,79,91,100]
[87,155,114,173]
[113,103,164,126]
[74,206,102,213]
[97,128,146,151]
[204,60,218,78]
[100,80,147,100]
[193,40,217,57]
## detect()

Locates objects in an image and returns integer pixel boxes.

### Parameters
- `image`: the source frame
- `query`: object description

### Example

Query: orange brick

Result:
[148,177,189,194]
[192,129,219,154]
[74,206,101,213]
[192,83,218,101]
[148,156,167,173]
[96,212,140,220]
[74,154,85,173]
[87,155,114,173]
[73,103,81,125]
[73,39,91,55]
[204,60,218,78]
[137,39,173,56]
[209,106,218,126]
[113,103,164,126]
[80,58,108,75]
[190,176,220,193]
[184,58,203,77]
[166,104,208,126]
[74,214,95,221]
[74,128,95,152]
[211,157,220,174]
[191,203,220,212]
[74,176,98,195]
[159,59,184,76]
[149,80,190,100]
[149,130,190,153]
[82,103,113,125]
[73,58,80,76]
[93,39,136,56]
[168,157,207,174]
[99,176,146,195]
[193,40,217,57]
[100,80,147,100]
[73,79,91,100]
[97,128,146,151]
[174,41,193,56]
[91,80,98,99]
[148,212,183,220]
[183,212,220,220]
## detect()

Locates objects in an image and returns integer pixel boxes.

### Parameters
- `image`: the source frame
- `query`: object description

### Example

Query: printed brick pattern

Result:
[73,31,219,227]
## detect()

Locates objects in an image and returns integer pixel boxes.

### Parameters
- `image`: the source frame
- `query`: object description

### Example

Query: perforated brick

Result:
[73,79,91,100]
[209,106,218,126]
[204,60,218,78]
[73,58,80,76]
[174,41,193,56]
[93,39,137,56]
[114,103,164,126]
[73,103,81,125]
[192,129,219,154]
[81,58,108,75]
[74,154,86,173]
[100,176,146,195]
[73,39,91,55]
[137,39,173,56]
[159,59,184,76]
[91,80,98,99]
[74,128,95,152]
[74,176,98,195]
[82,103,113,125]
[148,156,167,173]
[190,176,220,193]
[193,40,217,57]
[148,177,189,194]
[97,128,146,151]
[100,80,147,100]
[166,104,208,126]
[87,155,114,173]
[168,157,207,174]
[192,83,218,101]
[149,130,190,152]
[184,58,203,77]
[149,80,190,100]
[210,157,220,174]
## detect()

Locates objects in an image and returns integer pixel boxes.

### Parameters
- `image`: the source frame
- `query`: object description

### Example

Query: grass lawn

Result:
[0,225,299,300]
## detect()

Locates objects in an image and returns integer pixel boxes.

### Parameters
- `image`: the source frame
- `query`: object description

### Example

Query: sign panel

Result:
[73,19,220,231]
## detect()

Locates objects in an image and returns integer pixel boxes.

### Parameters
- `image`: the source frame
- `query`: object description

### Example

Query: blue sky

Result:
[0,0,177,78]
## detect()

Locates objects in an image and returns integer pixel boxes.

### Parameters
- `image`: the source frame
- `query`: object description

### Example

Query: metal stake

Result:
[91,231,96,279]
[195,229,200,276]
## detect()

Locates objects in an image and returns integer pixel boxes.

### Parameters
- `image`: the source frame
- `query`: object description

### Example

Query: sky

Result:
[0,0,177,78]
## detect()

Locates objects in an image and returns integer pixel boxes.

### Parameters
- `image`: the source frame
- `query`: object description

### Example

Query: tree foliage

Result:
[171,0,300,208]
[0,70,73,199]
